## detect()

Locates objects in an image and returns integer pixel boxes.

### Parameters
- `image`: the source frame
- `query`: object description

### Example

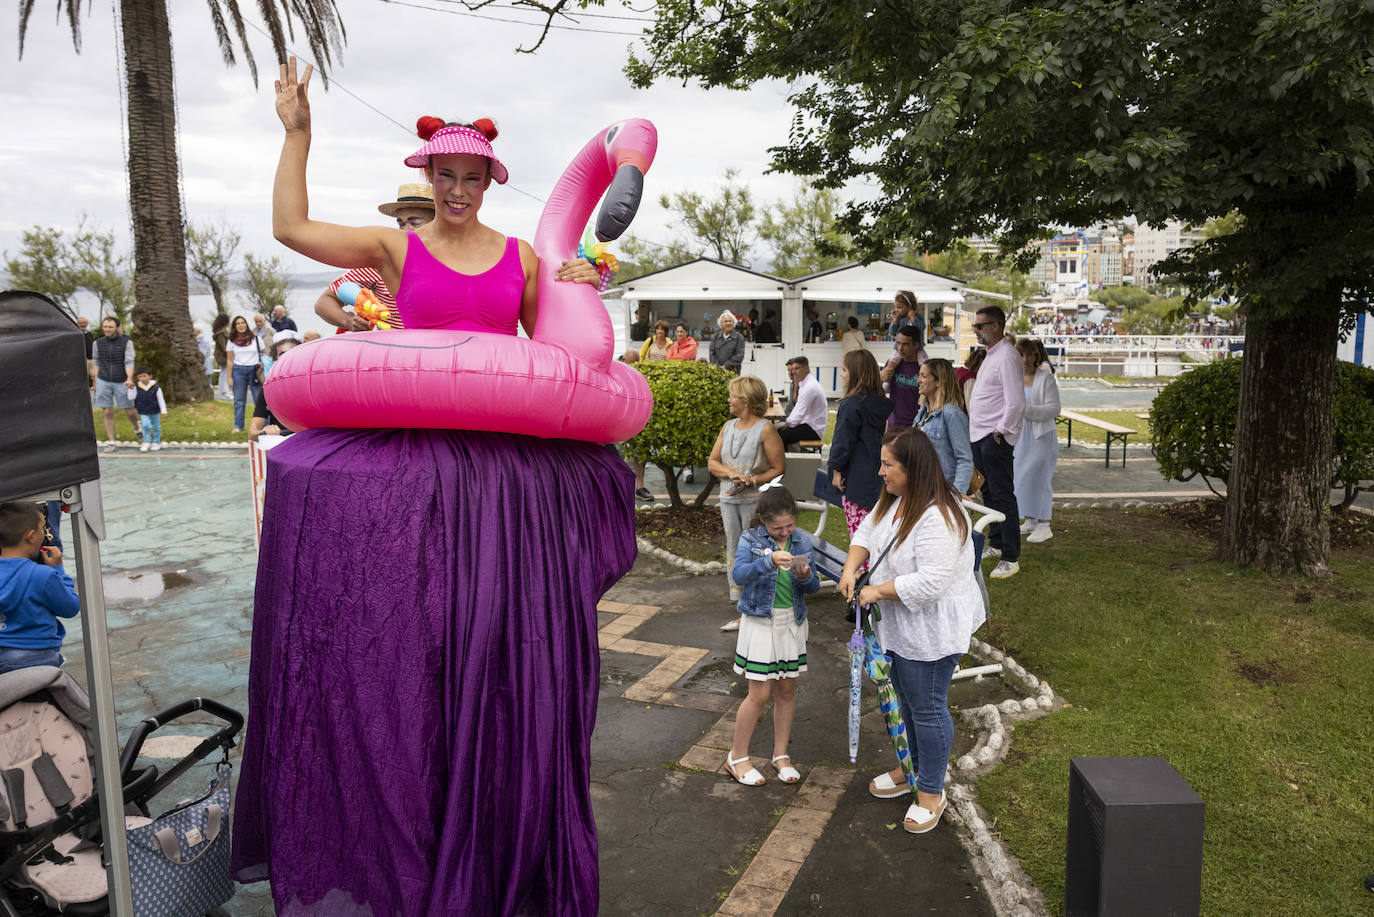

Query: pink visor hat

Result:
[404,125,509,184]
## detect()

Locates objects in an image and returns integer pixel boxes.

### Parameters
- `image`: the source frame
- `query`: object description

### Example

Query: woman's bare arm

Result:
[272,57,401,272]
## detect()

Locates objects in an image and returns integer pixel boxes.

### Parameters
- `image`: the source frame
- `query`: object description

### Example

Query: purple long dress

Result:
[231,428,636,916]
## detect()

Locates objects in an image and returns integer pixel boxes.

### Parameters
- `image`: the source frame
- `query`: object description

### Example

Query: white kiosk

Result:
[611,258,972,396]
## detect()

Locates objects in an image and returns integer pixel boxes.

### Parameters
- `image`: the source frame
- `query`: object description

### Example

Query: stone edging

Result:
[634,537,725,575]
[103,441,247,450]
[941,636,1066,917]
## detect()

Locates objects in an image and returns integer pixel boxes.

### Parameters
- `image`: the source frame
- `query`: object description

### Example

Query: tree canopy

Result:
[624,0,1374,318]
[609,0,1374,574]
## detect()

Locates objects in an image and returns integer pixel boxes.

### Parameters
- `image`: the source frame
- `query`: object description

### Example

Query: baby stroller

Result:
[0,667,243,916]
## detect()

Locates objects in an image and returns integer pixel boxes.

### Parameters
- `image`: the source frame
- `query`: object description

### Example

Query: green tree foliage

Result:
[3,222,133,325]
[624,361,734,509]
[239,253,290,316]
[660,168,758,264]
[616,176,853,280]
[757,183,851,278]
[4,227,80,309]
[1152,359,1374,511]
[185,221,241,316]
[1092,286,1152,311]
[621,0,1374,573]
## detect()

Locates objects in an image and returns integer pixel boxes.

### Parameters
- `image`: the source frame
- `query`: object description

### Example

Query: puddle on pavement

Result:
[681,656,736,694]
[102,568,196,605]
[602,665,636,687]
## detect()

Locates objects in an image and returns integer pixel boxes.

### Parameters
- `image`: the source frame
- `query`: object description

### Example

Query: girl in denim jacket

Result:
[723,486,822,787]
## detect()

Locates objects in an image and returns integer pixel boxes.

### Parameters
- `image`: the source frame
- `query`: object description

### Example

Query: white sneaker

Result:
[1026,523,1052,543]
[990,560,1020,579]
[150,442,161,452]
[1019,519,1036,534]
[981,545,1001,562]
[139,442,150,452]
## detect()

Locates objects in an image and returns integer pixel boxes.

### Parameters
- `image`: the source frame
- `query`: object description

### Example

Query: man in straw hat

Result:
[313,182,435,332]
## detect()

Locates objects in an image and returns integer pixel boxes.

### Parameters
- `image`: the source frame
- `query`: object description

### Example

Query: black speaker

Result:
[0,291,101,502]
[1066,756,1204,916]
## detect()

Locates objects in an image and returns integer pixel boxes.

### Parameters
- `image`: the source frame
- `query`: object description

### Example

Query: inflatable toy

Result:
[263,119,658,444]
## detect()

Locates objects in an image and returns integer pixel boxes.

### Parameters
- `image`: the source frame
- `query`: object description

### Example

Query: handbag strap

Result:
[152,803,223,865]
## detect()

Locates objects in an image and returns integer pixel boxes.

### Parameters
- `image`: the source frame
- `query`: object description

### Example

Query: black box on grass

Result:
[1065,756,1204,917]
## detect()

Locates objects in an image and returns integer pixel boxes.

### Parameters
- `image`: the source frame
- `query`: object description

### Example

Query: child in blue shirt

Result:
[0,503,80,674]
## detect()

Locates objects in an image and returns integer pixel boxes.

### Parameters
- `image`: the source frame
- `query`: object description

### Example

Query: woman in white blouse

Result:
[838,427,985,835]
[1013,339,1062,543]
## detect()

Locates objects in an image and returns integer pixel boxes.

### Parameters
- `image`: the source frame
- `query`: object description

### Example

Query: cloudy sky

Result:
[0,1,804,277]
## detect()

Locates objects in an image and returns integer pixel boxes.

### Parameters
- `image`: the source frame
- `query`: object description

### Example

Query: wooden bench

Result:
[1056,409,1137,468]
[796,440,825,454]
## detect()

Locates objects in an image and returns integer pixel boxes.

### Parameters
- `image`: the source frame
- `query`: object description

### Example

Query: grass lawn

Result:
[975,506,1374,915]
[93,401,248,443]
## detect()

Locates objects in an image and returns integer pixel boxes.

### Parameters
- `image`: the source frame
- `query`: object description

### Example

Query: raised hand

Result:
[275,56,314,133]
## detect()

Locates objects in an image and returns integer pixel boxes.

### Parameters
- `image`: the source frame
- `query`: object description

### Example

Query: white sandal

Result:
[903,793,947,834]
[724,753,765,786]
[868,770,912,799]
[771,754,801,784]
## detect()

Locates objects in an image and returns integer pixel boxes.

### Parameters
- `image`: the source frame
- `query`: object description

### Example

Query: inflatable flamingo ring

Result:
[263,119,657,443]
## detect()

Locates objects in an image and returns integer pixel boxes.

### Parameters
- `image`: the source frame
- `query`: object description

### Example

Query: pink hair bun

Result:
[416,116,446,140]
[471,118,498,142]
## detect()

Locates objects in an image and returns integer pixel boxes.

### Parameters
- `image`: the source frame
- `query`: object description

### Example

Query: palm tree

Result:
[18,0,345,401]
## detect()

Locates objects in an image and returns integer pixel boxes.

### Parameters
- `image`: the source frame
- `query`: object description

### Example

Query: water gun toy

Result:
[336,281,393,330]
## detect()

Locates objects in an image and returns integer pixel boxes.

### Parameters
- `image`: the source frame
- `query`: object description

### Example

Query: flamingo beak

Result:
[595,163,645,242]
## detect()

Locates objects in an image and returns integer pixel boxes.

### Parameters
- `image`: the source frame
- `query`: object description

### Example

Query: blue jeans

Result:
[231,364,262,430]
[0,646,64,676]
[139,413,162,444]
[889,651,962,795]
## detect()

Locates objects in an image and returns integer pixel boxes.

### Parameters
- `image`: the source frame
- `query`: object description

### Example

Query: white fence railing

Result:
[1035,334,1244,376]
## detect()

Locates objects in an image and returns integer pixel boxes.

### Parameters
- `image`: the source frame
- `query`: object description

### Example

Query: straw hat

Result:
[378,183,436,217]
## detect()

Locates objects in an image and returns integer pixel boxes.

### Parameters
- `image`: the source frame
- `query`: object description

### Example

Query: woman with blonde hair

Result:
[1014,339,1061,543]
[709,375,786,624]
[828,349,893,533]
[913,358,975,495]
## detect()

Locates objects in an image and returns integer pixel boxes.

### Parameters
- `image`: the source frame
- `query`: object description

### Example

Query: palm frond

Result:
[18,0,86,57]
[204,0,238,67]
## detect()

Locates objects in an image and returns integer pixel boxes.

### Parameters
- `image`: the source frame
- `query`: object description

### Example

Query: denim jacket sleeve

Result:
[942,405,975,494]
[733,530,777,586]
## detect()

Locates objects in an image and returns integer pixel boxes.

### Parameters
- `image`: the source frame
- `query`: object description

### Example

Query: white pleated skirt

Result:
[732,609,809,681]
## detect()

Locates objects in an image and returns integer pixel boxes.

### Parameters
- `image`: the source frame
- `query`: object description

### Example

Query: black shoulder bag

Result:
[851,530,902,633]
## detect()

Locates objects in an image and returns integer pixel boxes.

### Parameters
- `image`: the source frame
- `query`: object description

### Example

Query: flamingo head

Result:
[594,118,658,243]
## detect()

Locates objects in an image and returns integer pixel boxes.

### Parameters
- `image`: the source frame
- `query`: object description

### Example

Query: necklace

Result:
[726,419,757,462]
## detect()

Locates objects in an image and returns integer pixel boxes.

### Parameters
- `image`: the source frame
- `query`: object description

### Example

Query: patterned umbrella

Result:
[863,632,917,793]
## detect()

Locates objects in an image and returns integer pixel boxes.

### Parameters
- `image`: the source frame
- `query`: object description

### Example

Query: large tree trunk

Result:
[1217,307,1340,575]
[120,0,209,403]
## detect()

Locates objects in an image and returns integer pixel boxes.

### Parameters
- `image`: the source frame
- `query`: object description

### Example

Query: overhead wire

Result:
[241,12,680,251]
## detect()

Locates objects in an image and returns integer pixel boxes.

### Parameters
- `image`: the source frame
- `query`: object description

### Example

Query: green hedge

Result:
[624,360,734,506]
[1150,358,1374,509]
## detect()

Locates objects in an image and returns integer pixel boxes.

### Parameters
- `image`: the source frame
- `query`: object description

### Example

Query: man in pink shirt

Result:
[968,306,1026,579]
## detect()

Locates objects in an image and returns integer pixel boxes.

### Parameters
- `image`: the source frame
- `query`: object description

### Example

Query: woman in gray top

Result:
[708,375,786,627]
[709,310,746,373]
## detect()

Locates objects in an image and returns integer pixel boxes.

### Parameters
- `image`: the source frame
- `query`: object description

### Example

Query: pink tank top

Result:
[395,233,525,334]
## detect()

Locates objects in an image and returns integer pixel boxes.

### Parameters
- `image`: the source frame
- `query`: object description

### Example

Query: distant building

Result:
[1025,227,1124,295]
[1133,220,1204,284]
